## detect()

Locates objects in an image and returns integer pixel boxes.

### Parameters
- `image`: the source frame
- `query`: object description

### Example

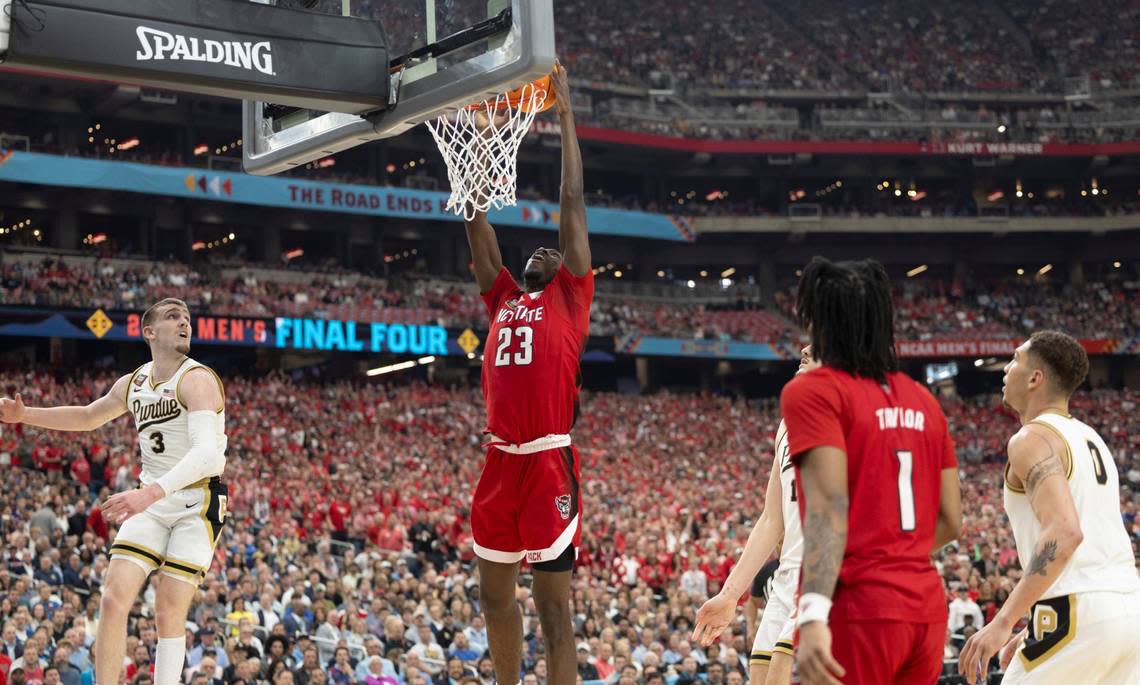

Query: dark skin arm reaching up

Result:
[550,61,590,277]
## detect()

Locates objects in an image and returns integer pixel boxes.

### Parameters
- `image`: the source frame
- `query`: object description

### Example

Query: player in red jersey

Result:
[780,258,962,685]
[463,61,592,685]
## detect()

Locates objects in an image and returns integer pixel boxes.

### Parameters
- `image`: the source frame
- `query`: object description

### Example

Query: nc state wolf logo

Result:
[554,494,572,520]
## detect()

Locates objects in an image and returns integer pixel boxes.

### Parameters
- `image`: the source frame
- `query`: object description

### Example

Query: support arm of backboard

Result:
[242,0,554,176]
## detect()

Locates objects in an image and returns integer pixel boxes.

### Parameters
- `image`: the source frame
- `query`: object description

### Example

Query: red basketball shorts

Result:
[471,437,581,565]
[822,619,944,685]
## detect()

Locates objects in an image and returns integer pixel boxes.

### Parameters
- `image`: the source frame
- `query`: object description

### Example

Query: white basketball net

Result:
[426,82,548,221]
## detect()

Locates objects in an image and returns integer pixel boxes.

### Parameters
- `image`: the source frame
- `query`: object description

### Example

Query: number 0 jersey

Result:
[126,358,227,487]
[1003,412,1140,599]
[481,265,594,445]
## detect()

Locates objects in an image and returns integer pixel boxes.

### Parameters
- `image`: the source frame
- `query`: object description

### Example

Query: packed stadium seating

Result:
[1,369,1137,685]
[6,253,1137,344]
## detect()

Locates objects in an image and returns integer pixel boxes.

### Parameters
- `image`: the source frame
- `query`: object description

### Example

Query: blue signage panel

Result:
[0,151,688,241]
[615,334,799,361]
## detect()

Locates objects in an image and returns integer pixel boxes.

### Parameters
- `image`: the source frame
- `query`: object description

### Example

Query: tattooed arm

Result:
[797,445,850,598]
[960,424,1084,683]
[990,424,1084,628]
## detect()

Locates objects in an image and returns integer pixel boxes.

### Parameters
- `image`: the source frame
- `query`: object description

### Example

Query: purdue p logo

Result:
[554,494,572,520]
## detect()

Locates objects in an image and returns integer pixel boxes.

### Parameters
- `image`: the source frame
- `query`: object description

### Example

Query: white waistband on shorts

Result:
[484,433,572,454]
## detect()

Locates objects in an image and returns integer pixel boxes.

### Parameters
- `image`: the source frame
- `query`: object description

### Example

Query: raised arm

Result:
[0,373,130,431]
[550,61,590,277]
[959,425,1083,684]
[692,455,785,646]
[464,209,504,293]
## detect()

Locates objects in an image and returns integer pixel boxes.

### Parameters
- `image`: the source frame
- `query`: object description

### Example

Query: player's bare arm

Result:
[464,209,505,293]
[795,445,848,685]
[0,373,131,431]
[958,424,1083,685]
[102,367,224,524]
[550,61,590,277]
[693,455,785,647]
[933,466,962,551]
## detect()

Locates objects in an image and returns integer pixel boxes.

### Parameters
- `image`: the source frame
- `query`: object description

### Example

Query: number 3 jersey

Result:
[481,265,594,445]
[780,367,958,624]
[1003,412,1140,599]
[126,358,227,488]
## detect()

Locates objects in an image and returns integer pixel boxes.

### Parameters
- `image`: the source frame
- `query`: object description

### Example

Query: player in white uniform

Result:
[960,331,1140,685]
[0,298,228,685]
[691,346,820,685]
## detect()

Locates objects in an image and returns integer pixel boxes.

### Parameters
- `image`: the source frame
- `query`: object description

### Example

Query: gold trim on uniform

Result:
[1018,594,1077,671]
[110,541,163,568]
[1004,462,1026,493]
[150,357,190,390]
[749,651,773,665]
[124,364,147,408]
[175,364,226,413]
[772,640,794,656]
[1028,419,1075,480]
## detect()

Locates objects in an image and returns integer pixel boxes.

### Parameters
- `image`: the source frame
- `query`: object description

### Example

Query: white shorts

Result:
[110,477,228,585]
[750,566,798,666]
[1001,589,1140,685]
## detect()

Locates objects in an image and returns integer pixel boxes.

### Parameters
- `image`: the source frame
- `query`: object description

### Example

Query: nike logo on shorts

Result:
[185,503,196,509]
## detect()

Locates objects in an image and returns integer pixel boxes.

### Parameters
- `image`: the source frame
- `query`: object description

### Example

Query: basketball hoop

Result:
[426,75,555,221]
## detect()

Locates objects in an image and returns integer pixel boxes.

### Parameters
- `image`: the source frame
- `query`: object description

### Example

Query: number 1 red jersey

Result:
[780,367,957,623]
[481,265,594,445]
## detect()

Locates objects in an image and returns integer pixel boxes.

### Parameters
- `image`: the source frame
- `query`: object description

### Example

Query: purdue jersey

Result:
[1004,412,1140,599]
[773,420,803,570]
[126,358,227,487]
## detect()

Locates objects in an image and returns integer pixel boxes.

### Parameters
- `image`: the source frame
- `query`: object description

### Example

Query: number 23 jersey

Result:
[481,265,594,445]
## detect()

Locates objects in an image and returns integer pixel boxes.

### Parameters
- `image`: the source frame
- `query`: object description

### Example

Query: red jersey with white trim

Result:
[481,265,594,444]
[780,367,957,623]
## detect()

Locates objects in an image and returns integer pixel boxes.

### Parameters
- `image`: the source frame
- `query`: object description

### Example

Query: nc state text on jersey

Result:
[497,305,545,324]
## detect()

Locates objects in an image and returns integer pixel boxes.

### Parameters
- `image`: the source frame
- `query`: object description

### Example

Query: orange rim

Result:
[463,75,556,114]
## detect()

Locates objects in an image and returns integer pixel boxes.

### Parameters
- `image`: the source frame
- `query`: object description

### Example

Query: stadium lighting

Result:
[906,265,928,277]
[193,144,209,156]
[417,356,436,365]
[656,270,665,278]
[613,271,623,278]
[699,270,708,278]
[467,352,476,359]
[997,124,1007,133]
[366,360,417,377]
[686,280,695,288]
[721,267,736,278]
[1016,268,1025,276]
[116,138,140,151]
[1038,264,1053,275]
[720,278,732,288]
[974,359,984,367]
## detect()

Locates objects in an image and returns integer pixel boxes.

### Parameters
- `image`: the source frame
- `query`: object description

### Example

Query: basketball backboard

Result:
[242,0,554,175]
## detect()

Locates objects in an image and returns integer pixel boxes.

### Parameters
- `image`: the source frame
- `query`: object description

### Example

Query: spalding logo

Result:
[135,26,275,76]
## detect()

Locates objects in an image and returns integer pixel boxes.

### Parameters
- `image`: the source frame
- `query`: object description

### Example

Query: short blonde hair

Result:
[141,298,189,331]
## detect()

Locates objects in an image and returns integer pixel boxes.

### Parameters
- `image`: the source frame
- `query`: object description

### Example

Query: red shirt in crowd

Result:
[782,366,957,624]
[480,265,594,444]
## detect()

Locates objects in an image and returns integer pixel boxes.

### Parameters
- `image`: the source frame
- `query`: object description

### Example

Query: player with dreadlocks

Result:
[780,257,962,685]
